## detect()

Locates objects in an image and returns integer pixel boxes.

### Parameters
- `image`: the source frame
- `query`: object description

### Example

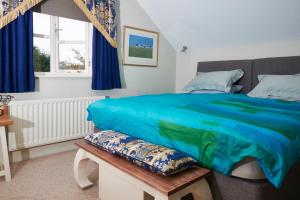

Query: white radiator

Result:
[8,96,105,151]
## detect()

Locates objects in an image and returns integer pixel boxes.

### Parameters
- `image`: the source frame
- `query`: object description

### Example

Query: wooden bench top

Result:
[75,140,211,195]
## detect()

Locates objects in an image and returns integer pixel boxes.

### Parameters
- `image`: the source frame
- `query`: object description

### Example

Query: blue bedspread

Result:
[87,93,300,187]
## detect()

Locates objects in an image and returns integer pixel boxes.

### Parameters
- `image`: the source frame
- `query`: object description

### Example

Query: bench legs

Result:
[99,162,144,200]
[161,179,212,200]
[74,148,213,200]
[190,180,213,200]
[153,179,213,200]
[154,193,170,200]
[73,148,93,189]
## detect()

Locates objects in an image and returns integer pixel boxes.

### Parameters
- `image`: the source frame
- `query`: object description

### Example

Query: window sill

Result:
[35,73,92,78]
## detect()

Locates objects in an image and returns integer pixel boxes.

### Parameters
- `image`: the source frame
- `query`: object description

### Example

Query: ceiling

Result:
[137,0,300,51]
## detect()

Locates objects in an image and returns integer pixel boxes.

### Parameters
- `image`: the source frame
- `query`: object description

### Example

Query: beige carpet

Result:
[0,151,99,200]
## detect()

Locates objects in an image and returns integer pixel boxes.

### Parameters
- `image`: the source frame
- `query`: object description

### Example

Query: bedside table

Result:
[0,106,13,182]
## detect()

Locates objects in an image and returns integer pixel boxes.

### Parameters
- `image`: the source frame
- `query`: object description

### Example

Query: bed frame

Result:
[197,55,300,200]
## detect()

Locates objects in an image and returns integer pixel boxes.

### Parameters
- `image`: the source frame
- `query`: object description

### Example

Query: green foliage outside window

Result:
[34,47,85,72]
[34,46,50,72]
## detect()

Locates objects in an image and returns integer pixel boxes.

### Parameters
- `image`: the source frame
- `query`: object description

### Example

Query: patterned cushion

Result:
[84,130,197,176]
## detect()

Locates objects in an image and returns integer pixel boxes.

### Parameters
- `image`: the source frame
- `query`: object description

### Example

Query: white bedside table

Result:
[0,107,13,182]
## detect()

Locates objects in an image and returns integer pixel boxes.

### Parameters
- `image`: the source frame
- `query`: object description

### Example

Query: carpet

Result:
[0,151,98,200]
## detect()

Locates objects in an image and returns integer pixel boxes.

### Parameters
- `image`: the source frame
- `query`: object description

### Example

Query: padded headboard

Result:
[252,56,300,87]
[197,56,300,93]
[197,60,253,93]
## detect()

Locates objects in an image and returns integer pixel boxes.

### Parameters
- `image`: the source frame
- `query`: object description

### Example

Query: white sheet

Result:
[231,158,266,180]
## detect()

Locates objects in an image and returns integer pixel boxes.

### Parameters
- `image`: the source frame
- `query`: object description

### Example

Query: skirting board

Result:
[8,139,80,163]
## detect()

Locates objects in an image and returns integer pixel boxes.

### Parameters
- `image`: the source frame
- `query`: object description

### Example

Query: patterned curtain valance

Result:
[0,0,43,29]
[0,0,118,48]
[73,0,118,48]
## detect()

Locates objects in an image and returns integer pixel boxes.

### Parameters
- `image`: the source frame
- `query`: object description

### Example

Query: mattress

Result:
[231,158,265,180]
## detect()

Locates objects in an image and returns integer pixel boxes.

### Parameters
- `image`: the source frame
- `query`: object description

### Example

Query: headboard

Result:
[197,60,252,93]
[252,56,300,87]
[197,56,300,93]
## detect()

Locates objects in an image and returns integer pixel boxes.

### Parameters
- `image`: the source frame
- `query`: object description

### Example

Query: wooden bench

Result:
[74,140,213,200]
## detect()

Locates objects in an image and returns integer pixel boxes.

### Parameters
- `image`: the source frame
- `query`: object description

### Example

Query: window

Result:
[33,13,51,72]
[33,12,92,76]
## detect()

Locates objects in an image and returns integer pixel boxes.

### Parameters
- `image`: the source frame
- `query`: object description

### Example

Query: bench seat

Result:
[74,139,213,200]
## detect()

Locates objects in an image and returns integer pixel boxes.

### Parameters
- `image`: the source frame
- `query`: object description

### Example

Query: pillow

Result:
[248,74,300,101]
[183,69,244,93]
[190,85,243,94]
[258,74,300,82]
[231,84,244,93]
[189,90,223,94]
[85,131,197,176]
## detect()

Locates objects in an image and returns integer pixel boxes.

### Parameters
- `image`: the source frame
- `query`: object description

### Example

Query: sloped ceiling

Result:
[137,0,300,51]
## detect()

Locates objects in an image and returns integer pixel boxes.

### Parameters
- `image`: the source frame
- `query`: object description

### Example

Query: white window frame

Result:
[34,13,92,78]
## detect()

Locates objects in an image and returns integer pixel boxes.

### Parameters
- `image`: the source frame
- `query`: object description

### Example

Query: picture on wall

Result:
[123,26,159,67]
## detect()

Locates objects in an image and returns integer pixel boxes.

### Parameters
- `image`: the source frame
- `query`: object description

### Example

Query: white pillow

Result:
[189,90,223,94]
[258,73,300,82]
[230,84,244,93]
[183,69,244,93]
[248,74,300,101]
[189,85,243,94]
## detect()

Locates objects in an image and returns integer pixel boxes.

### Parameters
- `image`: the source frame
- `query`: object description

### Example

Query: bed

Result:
[196,56,300,200]
[87,56,300,200]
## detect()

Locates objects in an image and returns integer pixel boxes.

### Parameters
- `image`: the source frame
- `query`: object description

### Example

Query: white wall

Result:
[137,0,300,51]
[13,0,176,101]
[176,40,300,91]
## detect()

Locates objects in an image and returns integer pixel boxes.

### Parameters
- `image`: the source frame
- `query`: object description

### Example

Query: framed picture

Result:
[123,26,159,67]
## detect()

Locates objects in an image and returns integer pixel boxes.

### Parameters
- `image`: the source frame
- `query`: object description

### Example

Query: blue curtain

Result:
[92,28,121,90]
[0,9,35,93]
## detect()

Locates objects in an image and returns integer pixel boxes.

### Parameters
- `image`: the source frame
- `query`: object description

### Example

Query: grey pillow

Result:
[189,85,243,94]
[183,69,244,93]
[258,73,300,82]
[248,74,300,101]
